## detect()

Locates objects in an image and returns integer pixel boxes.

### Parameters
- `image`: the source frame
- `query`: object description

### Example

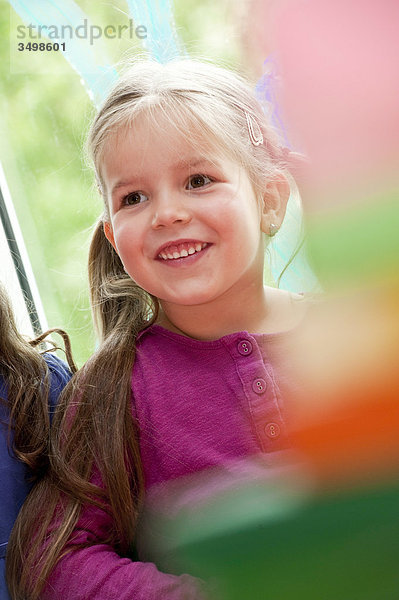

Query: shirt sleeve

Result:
[43,353,72,416]
[0,355,71,600]
[42,467,207,600]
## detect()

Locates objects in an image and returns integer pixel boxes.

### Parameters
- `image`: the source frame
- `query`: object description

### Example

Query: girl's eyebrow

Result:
[112,178,138,194]
[174,157,220,170]
[111,157,221,194]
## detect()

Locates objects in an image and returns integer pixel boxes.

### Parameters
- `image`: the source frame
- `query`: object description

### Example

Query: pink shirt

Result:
[134,325,293,488]
[46,324,300,600]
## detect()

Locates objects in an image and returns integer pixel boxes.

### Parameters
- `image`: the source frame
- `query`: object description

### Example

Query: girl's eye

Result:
[186,174,213,190]
[122,191,148,206]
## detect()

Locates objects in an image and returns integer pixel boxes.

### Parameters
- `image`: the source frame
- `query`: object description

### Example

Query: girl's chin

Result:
[127,278,217,305]
[157,289,220,308]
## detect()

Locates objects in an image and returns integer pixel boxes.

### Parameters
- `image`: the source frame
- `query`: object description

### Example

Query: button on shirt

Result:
[133,325,298,490]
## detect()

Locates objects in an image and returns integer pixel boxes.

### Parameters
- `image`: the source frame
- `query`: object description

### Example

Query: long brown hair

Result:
[0,282,76,599]
[0,283,75,474]
[7,58,294,599]
[6,223,157,599]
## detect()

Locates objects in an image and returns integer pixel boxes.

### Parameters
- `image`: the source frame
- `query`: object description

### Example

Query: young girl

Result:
[0,283,74,599]
[7,59,307,600]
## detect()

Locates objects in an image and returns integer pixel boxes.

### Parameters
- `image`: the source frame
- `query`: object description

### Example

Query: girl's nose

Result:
[151,194,192,229]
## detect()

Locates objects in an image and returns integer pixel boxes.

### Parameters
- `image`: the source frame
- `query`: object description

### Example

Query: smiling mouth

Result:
[158,242,209,261]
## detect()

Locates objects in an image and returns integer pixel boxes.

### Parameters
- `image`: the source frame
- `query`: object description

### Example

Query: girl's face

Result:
[102,112,270,309]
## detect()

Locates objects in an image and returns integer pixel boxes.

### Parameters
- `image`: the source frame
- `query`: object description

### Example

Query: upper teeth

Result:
[159,242,207,260]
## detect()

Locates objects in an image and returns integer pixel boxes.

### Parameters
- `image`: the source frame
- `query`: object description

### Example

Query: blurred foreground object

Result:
[273,0,399,204]
[271,0,399,479]
[146,455,399,600]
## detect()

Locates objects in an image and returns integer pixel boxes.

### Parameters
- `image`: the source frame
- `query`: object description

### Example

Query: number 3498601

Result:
[18,42,66,51]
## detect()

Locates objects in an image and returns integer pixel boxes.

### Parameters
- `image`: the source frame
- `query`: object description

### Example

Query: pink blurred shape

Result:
[271,0,399,200]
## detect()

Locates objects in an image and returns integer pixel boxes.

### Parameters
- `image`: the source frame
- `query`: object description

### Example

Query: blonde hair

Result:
[88,58,291,218]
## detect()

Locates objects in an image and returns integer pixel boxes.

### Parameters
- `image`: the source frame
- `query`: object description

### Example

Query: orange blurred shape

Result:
[292,380,399,488]
[287,285,399,489]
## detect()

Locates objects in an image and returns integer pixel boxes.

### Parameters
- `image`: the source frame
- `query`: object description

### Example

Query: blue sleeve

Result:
[0,354,72,600]
[43,352,73,418]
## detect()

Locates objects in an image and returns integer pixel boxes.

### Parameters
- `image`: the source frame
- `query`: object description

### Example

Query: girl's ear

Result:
[260,173,290,235]
[103,221,117,252]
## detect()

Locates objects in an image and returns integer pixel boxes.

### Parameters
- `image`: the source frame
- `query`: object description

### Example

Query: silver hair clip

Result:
[245,112,264,146]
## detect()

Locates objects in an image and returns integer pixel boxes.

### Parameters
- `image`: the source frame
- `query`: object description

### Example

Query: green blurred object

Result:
[169,479,399,600]
[307,191,399,289]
